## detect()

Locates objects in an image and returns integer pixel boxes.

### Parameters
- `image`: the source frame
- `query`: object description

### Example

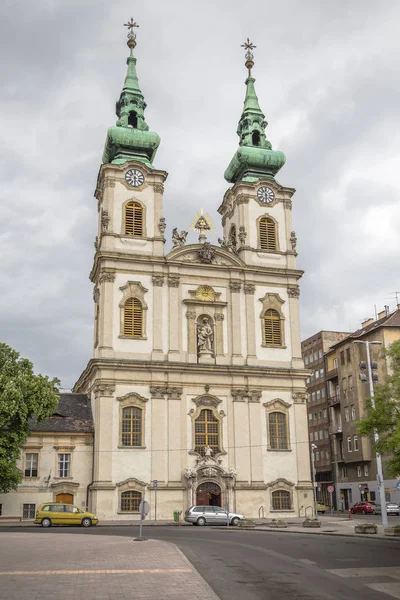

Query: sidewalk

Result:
[0,532,219,600]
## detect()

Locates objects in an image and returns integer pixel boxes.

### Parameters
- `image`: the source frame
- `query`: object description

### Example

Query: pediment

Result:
[167,244,245,267]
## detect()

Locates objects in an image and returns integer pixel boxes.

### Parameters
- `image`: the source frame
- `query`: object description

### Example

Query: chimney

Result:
[361,318,374,327]
[378,309,387,320]
[385,305,390,316]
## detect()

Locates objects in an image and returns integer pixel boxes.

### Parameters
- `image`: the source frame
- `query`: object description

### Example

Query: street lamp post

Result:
[354,340,388,528]
[311,443,318,519]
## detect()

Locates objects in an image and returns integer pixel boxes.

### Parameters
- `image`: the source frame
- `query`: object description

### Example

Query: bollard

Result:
[348,507,352,519]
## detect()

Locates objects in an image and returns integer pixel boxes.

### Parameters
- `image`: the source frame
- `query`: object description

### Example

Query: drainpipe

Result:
[86,428,95,511]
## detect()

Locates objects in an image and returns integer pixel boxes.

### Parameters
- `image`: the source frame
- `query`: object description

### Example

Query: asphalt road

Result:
[1,525,400,599]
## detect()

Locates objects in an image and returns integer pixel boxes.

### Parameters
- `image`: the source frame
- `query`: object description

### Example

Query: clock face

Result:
[257,186,275,204]
[125,169,145,187]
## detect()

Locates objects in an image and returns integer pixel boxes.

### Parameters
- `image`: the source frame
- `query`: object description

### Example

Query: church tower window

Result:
[124,201,143,236]
[258,217,277,251]
[128,110,138,128]
[123,298,143,337]
[120,490,142,512]
[194,409,220,456]
[268,412,288,449]
[263,309,282,346]
[252,130,260,146]
[121,407,142,446]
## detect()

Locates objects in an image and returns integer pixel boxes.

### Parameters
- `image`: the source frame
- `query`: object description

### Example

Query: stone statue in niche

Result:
[172,228,188,248]
[197,317,214,358]
[204,445,213,458]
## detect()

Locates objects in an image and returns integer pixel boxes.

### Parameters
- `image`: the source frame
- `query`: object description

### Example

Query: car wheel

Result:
[351,509,355,514]
[196,517,206,526]
[81,517,92,528]
[362,509,366,515]
[41,518,52,528]
[230,517,239,526]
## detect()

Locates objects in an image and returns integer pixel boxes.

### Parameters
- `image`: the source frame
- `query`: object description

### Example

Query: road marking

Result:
[328,567,400,580]
[297,559,317,565]
[0,568,192,576]
[367,583,400,599]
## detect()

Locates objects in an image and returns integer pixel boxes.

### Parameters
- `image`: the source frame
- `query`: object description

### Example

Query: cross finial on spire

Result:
[124,18,139,55]
[241,37,256,77]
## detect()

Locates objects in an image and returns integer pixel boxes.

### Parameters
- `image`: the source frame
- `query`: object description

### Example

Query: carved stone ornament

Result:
[150,386,182,399]
[283,199,292,210]
[193,395,221,408]
[197,243,216,264]
[244,283,255,295]
[93,286,100,303]
[94,236,98,250]
[287,286,300,298]
[172,228,187,248]
[184,467,197,479]
[218,237,236,254]
[202,467,218,478]
[292,391,307,404]
[232,389,262,403]
[101,209,110,231]
[152,275,164,287]
[229,281,241,293]
[153,183,164,194]
[236,194,250,206]
[93,383,115,398]
[238,225,247,245]
[166,387,183,400]
[214,313,224,321]
[103,177,116,189]
[204,384,210,392]
[99,270,116,283]
[158,217,166,234]
[168,276,180,288]
[290,231,297,252]
[186,311,197,320]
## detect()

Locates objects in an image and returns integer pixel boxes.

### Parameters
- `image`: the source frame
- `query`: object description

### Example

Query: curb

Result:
[217,526,400,542]
[174,544,220,599]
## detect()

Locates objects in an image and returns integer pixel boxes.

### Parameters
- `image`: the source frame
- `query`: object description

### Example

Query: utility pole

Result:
[354,340,388,528]
[311,444,318,519]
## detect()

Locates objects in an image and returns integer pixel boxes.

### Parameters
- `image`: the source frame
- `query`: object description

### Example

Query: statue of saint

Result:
[204,446,213,458]
[197,317,214,354]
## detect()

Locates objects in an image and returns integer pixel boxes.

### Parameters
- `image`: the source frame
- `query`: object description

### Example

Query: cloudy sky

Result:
[1,0,399,388]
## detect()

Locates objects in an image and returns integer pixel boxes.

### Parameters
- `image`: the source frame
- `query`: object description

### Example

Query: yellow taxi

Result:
[316,502,327,513]
[34,503,99,527]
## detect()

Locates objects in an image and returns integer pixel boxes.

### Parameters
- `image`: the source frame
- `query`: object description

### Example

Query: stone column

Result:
[151,275,164,360]
[186,311,197,362]
[229,280,244,365]
[98,270,115,355]
[214,312,225,356]
[244,283,256,364]
[153,182,166,257]
[168,276,181,361]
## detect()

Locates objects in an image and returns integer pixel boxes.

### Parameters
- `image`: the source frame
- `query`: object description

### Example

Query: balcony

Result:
[328,395,340,407]
[325,368,338,380]
[329,423,343,435]
[331,453,344,463]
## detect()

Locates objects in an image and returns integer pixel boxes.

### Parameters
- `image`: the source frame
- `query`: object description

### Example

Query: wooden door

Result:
[56,493,73,505]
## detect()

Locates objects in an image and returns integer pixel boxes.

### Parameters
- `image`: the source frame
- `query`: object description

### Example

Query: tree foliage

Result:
[357,339,400,478]
[0,342,59,493]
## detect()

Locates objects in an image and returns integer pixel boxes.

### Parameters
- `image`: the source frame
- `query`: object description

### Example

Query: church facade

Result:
[72,28,313,521]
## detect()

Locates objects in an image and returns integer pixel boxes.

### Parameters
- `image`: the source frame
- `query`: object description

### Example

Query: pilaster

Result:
[151,274,165,360]
[229,280,244,364]
[92,384,115,487]
[98,270,116,355]
[244,283,256,363]
[168,275,181,361]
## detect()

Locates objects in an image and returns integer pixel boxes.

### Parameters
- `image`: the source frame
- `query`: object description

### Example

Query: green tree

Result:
[0,342,59,493]
[357,339,400,478]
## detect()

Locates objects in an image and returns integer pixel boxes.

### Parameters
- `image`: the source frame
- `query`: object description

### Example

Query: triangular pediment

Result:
[167,244,245,267]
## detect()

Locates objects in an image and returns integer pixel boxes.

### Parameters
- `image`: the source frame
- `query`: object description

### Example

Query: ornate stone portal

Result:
[184,448,237,508]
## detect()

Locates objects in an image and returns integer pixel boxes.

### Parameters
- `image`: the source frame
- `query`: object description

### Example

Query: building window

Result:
[123,298,143,337]
[320,368,324,378]
[258,217,277,250]
[24,453,38,478]
[268,412,288,450]
[57,453,71,478]
[305,355,309,365]
[357,466,362,477]
[310,432,313,441]
[263,309,282,346]
[364,464,369,477]
[348,375,353,390]
[340,351,345,365]
[121,407,142,447]
[351,405,356,420]
[22,504,36,519]
[309,353,313,364]
[326,451,330,460]
[271,490,291,510]
[316,390,321,401]
[354,435,359,451]
[308,413,312,421]
[342,467,348,478]
[346,348,351,363]
[316,451,320,461]
[315,370,319,379]
[344,407,349,422]
[312,392,316,402]
[321,388,326,399]
[319,349,323,359]
[195,409,220,456]
[313,412,317,421]
[314,351,318,362]
[124,201,143,236]
[306,377,310,384]
[319,430,323,440]
[307,394,311,404]
[320,450,324,459]
[120,490,142,512]
[323,408,327,418]
[347,437,352,452]
[333,358,338,369]
[324,428,328,439]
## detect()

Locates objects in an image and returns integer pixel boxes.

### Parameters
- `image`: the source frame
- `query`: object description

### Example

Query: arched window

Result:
[272,490,291,510]
[121,407,142,447]
[263,309,282,346]
[229,224,237,250]
[124,201,143,236]
[195,409,219,456]
[268,412,288,449]
[258,217,277,251]
[128,110,138,128]
[123,298,143,337]
[120,490,142,512]
[252,131,261,146]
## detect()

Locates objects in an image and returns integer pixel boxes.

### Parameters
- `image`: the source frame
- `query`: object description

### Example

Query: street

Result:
[1,525,399,599]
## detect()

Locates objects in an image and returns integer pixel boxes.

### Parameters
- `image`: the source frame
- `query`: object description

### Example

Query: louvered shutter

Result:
[124,298,143,337]
[259,218,277,250]
[264,309,282,346]
[125,202,143,236]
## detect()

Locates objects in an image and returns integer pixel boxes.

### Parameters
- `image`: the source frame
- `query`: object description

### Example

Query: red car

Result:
[350,502,375,515]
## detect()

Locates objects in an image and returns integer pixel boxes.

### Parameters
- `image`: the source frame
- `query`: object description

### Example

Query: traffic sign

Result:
[396,481,400,491]
[139,500,150,517]
[327,485,334,493]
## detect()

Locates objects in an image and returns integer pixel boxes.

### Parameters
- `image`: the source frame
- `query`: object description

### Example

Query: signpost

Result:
[134,500,150,542]
[396,481,400,492]
[153,480,158,522]
[327,485,334,514]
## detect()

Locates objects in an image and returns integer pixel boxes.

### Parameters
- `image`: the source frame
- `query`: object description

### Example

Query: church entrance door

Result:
[196,482,221,507]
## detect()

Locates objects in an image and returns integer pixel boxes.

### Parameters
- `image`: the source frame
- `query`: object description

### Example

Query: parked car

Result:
[184,505,244,526]
[316,502,327,513]
[373,502,400,516]
[34,503,99,527]
[350,502,375,515]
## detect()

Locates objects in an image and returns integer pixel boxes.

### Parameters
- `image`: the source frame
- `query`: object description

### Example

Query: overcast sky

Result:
[1,0,399,388]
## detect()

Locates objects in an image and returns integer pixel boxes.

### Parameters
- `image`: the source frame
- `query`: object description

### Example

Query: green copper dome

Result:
[224,74,285,183]
[102,43,160,167]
